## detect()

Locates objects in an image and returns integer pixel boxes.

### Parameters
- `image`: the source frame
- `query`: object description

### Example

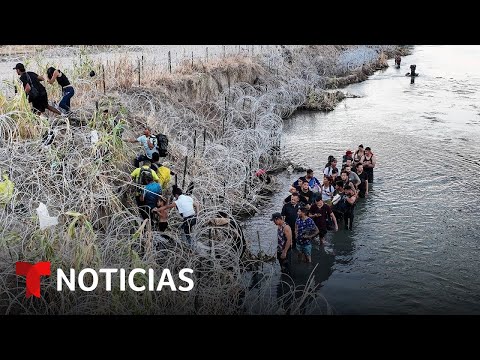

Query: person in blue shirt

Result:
[305,169,321,189]
[139,172,162,221]
[295,206,319,263]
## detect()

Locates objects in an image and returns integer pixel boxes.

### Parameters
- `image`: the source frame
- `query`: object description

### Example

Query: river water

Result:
[244,45,480,314]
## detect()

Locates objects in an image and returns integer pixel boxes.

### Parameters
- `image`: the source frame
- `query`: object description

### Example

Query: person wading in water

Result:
[271,212,293,275]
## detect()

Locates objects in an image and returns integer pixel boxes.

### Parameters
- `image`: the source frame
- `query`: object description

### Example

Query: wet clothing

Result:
[347,171,361,186]
[320,184,335,202]
[277,223,291,252]
[339,179,349,189]
[353,150,364,164]
[281,202,300,247]
[296,243,312,257]
[277,249,292,274]
[182,215,197,244]
[281,203,299,227]
[343,194,356,230]
[362,154,375,183]
[295,217,316,245]
[32,93,49,113]
[19,72,46,97]
[324,165,339,178]
[344,210,354,230]
[332,193,348,220]
[298,189,314,205]
[356,171,368,197]
[306,177,321,188]
[309,203,333,231]
[342,155,354,166]
[284,193,308,205]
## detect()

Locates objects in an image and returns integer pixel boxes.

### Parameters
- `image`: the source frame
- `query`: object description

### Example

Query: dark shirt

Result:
[281,202,300,228]
[284,193,308,205]
[286,184,302,194]
[308,203,332,230]
[298,189,314,204]
[357,171,368,191]
[342,155,354,165]
[295,217,316,245]
[363,155,374,172]
[150,163,160,172]
[344,194,356,212]
[56,71,71,87]
[19,72,46,94]
[277,223,290,252]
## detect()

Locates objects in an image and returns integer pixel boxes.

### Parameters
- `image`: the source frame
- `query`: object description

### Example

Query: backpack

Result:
[333,194,348,213]
[155,133,168,157]
[137,166,152,185]
[321,184,334,199]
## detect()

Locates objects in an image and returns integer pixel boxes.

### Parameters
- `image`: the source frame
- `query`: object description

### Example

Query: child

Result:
[153,195,169,231]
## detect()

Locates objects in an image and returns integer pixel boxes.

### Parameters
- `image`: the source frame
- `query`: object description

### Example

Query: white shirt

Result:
[175,194,195,218]
[324,166,338,177]
[137,135,158,159]
[321,185,335,201]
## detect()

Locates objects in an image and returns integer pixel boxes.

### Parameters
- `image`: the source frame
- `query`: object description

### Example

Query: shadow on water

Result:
[247,239,342,314]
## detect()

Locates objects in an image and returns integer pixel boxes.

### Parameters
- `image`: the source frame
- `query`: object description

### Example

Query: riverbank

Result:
[0,45,409,314]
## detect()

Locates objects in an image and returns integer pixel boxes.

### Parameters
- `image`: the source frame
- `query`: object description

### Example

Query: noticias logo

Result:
[16,261,194,298]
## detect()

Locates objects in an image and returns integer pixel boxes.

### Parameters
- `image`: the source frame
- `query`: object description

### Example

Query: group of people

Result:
[272,144,377,274]
[126,126,200,245]
[13,62,75,116]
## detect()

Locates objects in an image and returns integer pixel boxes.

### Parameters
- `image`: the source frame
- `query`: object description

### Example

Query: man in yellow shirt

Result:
[131,160,161,211]
[130,160,160,184]
[150,153,174,192]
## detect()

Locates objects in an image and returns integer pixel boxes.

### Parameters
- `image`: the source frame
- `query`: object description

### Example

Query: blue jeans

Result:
[182,215,197,244]
[59,86,75,112]
[296,242,312,256]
